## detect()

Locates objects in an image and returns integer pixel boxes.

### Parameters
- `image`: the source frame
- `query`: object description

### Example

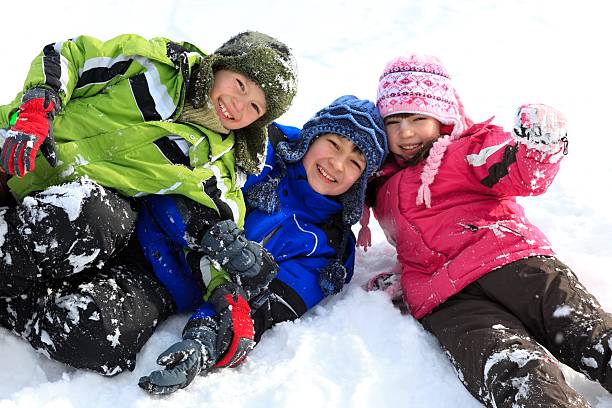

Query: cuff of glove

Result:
[21,88,62,116]
[511,130,567,155]
[208,282,248,312]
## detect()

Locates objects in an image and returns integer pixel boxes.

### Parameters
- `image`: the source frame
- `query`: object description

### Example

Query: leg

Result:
[0,253,173,375]
[0,178,136,297]
[421,282,591,408]
[478,256,612,393]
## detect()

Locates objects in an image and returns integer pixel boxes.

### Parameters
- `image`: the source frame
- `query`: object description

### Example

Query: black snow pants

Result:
[421,256,612,408]
[0,178,173,375]
[0,178,136,297]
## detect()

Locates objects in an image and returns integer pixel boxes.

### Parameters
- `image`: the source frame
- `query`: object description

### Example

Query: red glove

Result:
[1,88,60,177]
[209,283,256,368]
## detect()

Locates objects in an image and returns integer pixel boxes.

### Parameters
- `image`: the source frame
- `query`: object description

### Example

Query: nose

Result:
[330,156,345,173]
[232,96,245,117]
[398,119,413,137]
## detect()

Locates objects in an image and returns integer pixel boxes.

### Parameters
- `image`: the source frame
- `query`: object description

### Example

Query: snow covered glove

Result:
[138,337,214,395]
[208,283,256,368]
[200,219,278,296]
[512,104,568,154]
[1,88,61,176]
[138,283,255,395]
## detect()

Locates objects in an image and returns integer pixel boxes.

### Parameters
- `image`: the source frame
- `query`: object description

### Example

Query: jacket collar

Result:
[281,162,342,223]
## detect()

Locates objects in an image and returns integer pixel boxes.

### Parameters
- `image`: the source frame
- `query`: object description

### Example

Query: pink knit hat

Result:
[376,54,473,207]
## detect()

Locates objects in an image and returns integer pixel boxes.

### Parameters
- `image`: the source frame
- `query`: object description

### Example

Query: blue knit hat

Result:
[276,95,387,225]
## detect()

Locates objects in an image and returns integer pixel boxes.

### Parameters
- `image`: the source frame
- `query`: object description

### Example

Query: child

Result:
[365,54,612,407]
[0,31,297,375]
[137,95,388,394]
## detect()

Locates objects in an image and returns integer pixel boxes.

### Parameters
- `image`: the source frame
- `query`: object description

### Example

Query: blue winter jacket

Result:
[137,123,355,332]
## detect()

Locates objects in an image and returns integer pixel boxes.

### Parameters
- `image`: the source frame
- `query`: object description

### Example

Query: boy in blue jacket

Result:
[137,95,388,394]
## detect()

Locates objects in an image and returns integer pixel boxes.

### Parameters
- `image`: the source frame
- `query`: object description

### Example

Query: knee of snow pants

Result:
[421,271,592,408]
[0,178,137,297]
[8,263,173,376]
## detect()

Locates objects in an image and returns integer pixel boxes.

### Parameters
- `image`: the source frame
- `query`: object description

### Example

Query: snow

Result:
[1,0,612,407]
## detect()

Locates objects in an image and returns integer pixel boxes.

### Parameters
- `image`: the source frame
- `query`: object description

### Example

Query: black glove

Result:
[138,284,255,395]
[200,220,278,296]
[138,337,212,395]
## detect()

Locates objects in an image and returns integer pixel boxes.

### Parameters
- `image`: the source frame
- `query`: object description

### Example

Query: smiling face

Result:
[384,113,442,161]
[209,69,267,130]
[301,133,366,197]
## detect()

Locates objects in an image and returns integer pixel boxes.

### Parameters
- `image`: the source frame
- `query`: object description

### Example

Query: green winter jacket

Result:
[0,34,252,296]
[0,34,245,228]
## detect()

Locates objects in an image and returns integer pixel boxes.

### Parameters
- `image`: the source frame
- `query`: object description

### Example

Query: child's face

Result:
[209,69,267,130]
[302,133,366,197]
[384,114,441,161]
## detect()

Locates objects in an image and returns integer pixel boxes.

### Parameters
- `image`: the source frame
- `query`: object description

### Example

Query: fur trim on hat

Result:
[276,95,388,225]
[187,31,298,174]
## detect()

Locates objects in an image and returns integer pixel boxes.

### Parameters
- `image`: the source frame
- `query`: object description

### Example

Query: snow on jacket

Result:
[372,120,561,319]
[0,34,244,226]
[138,122,355,319]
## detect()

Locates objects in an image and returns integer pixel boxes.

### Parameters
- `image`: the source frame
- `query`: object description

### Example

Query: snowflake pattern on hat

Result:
[377,55,464,138]
[376,54,473,208]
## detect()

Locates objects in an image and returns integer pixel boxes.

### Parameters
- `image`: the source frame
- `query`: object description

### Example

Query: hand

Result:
[209,283,256,368]
[201,220,278,297]
[363,271,403,301]
[513,104,567,152]
[138,284,256,395]
[1,88,61,176]
[138,338,209,395]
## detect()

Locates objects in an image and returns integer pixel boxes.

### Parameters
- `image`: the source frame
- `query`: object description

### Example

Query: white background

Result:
[1,1,611,406]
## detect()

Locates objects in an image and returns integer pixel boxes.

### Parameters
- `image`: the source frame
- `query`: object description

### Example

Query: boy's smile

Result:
[302,133,366,197]
[209,69,266,130]
[384,114,441,161]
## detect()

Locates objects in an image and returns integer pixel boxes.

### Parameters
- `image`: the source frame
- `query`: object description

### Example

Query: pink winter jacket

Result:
[372,120,562,319]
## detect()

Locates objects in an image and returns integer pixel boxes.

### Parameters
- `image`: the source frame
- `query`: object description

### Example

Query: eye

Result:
[385,118,400,126]
[328,139,340,150]
[351,159,364,171]
[236,78,246,92]
[251,102,261,115]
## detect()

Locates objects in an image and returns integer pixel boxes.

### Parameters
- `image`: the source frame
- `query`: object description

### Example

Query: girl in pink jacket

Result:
[365,54,612,407]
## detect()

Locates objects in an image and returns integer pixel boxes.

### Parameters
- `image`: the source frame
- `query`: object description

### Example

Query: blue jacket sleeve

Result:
[136,202,203,312]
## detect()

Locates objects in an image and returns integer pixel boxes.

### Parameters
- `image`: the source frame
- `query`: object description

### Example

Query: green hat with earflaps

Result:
[188,31,298,174]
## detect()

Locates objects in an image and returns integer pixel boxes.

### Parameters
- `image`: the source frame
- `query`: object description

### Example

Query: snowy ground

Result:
[2,0,612,407]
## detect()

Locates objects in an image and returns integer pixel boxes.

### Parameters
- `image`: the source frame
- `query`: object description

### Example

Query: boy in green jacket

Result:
[0,31,297,375]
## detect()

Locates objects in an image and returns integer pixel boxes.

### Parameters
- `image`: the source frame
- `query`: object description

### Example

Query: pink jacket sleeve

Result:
[464,123,565,197]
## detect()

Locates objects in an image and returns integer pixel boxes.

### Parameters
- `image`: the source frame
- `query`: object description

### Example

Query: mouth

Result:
[317,164,337,183]
[218,100,235,120]
[398,142,422,157]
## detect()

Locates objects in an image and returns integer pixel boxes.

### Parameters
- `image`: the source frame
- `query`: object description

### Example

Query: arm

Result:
[19,34,177,105]
[250,231,356,341]
[1,34,182,176]
[139,195,278,303]
[138,283,255,395]
[466,104,567,196]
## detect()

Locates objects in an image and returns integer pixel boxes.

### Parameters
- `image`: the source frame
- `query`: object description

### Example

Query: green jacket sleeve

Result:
[20,34,181,105]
